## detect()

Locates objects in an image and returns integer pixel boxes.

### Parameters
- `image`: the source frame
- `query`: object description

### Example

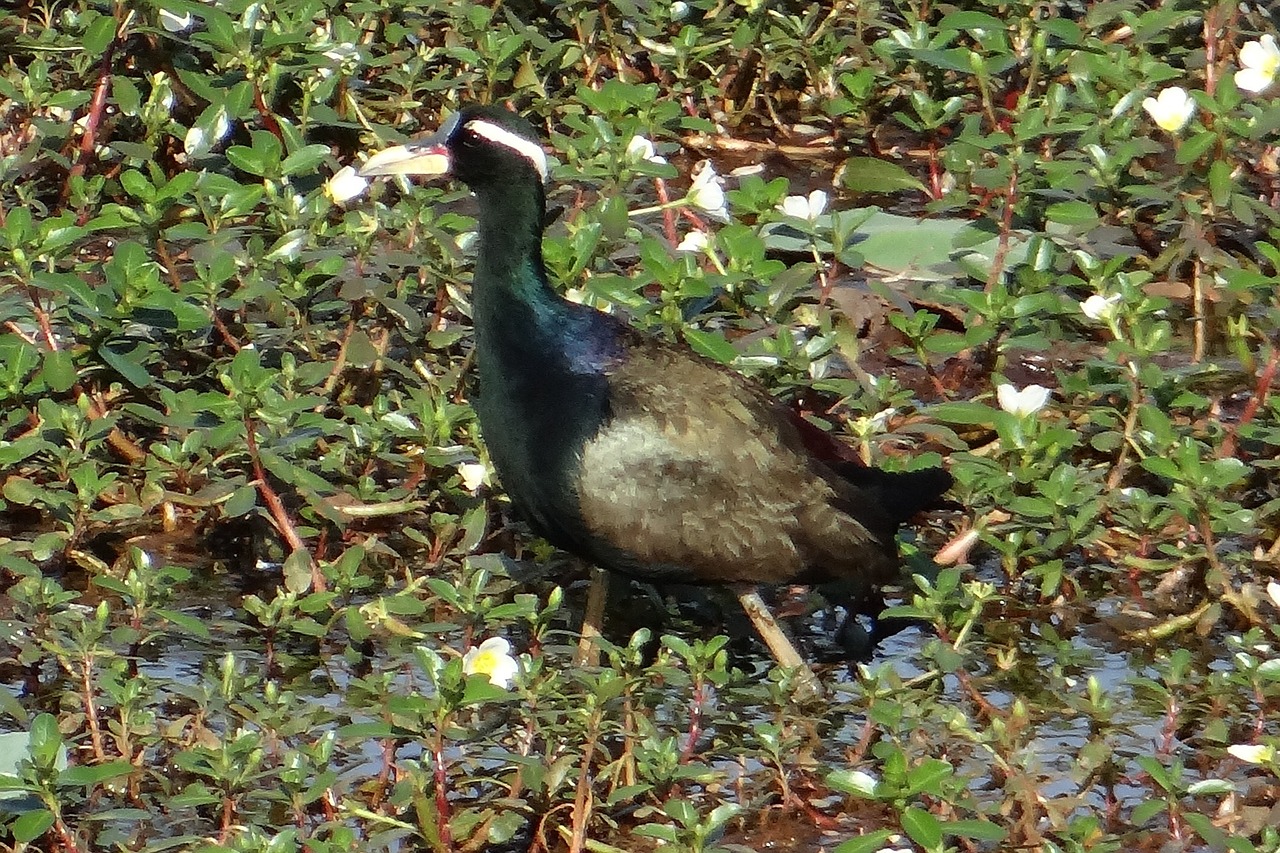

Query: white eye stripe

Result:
[464,119,549,181]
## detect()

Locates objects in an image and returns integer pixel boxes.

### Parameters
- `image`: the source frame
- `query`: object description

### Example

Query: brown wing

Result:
[572,336,900,586]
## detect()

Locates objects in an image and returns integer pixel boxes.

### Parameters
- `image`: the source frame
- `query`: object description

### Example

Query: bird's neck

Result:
[469,180,621,378]
[471,181,564,334]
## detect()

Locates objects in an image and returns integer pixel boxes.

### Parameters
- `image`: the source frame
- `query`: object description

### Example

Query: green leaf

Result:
[1186,778,1235,796]
[1131,798,1166,825]
[632,825,679,842]
[283,549,314,594]
[1046,200,1100,229]
[337,721,395,739]
[1182,812,1227,848]
[59,760,134,787]
[119,169,155,202]
[12,809,55,843]
[99,341,154,388]
[912,48,974,73]
[194,6,239,52]
[39,350,76,393]
[156,609,212,639]
[83,14,117,54]
[826,768,879,797]
[1175,130,1216,165]
[663,797,697,826]
[683,328,738,365]
[1208,160,1232,207]
[2,477,44,506]
[461,675,511,706]
[833,831,895,853]
[226,145,272,177]
[1035,17,1082,44]
[842,157,925,194]
[1140,456,1180,482]
[901,806,943,848]
[944,819,1007,841]
[280,144,331,177]
[904,758,955,796]
[938,11,1006,31]
[223,484,258,517]
[1135,755,1175,791]
[28,715,62,767]
[929,401,996,425]
[112,76,141,115]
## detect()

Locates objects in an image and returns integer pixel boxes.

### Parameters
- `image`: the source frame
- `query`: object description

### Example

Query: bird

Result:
[358,104,953,698]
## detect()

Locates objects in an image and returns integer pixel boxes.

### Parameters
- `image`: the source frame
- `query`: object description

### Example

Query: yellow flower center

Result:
[469,648,501,676]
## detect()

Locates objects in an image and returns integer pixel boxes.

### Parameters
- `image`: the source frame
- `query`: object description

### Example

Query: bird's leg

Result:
[732,585,823,702]
[574,566,609,667]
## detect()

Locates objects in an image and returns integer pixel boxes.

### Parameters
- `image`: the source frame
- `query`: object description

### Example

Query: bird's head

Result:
[358,105,548,191]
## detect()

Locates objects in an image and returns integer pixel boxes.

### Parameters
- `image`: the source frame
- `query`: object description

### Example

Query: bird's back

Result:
[554,331,950,587]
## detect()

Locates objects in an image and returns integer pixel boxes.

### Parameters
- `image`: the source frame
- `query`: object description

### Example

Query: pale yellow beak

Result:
[358,142,450,177]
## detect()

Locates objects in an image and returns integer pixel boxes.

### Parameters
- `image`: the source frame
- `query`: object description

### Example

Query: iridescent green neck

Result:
[471,181,565,335]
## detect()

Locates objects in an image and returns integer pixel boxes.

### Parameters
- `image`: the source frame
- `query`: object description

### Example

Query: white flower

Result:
[670,1,690,20]
[840,770,879,797]
[997,383,1050,418]
[149,72,175,116]
[324,165,369,204]
[458,462,487,493]
[265,230,305,261]
[316,42,360,79]
[778,189,828,222]
[183,126,208,157]
[1142,86,1195,133]
[381,412,417,431]
[686,160,729,221]
[462,637,518,689]
[869,407,897,431]
[1268,580,1280,609]
[676,230,710,253]
[1236,35,1280,94]
[1080,293,1122,322]
[323,43,359,65]
[625,135,667,165]
[159,8,193,32]
[1227,743,1275,765]
[183,109,231,157]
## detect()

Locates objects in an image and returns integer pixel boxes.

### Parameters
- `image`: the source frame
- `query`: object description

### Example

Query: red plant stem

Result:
[679,679,705,764]
[52,813,83,853]
[370,737,396,808]
[927,138,943,200]
[64,10,127,211]
[569,710,602,853]
[984,162,1019,293]
[655,178,678,246]
[220,795,234,843]
[81,656,105,761]
[1220,340,1280,459]
[1203,9,1219,98]
[23,285,58,351]
[244,416,323,590]
[156,238,243,351]
[252,80,283,140]
[1159,693,1179,755]
[433,736,455,853]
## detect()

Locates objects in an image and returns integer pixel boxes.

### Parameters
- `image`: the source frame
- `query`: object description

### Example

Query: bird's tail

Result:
[834,464,954,524]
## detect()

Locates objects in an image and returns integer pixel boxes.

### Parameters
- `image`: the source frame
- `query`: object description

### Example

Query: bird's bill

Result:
[358,141,450,177]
